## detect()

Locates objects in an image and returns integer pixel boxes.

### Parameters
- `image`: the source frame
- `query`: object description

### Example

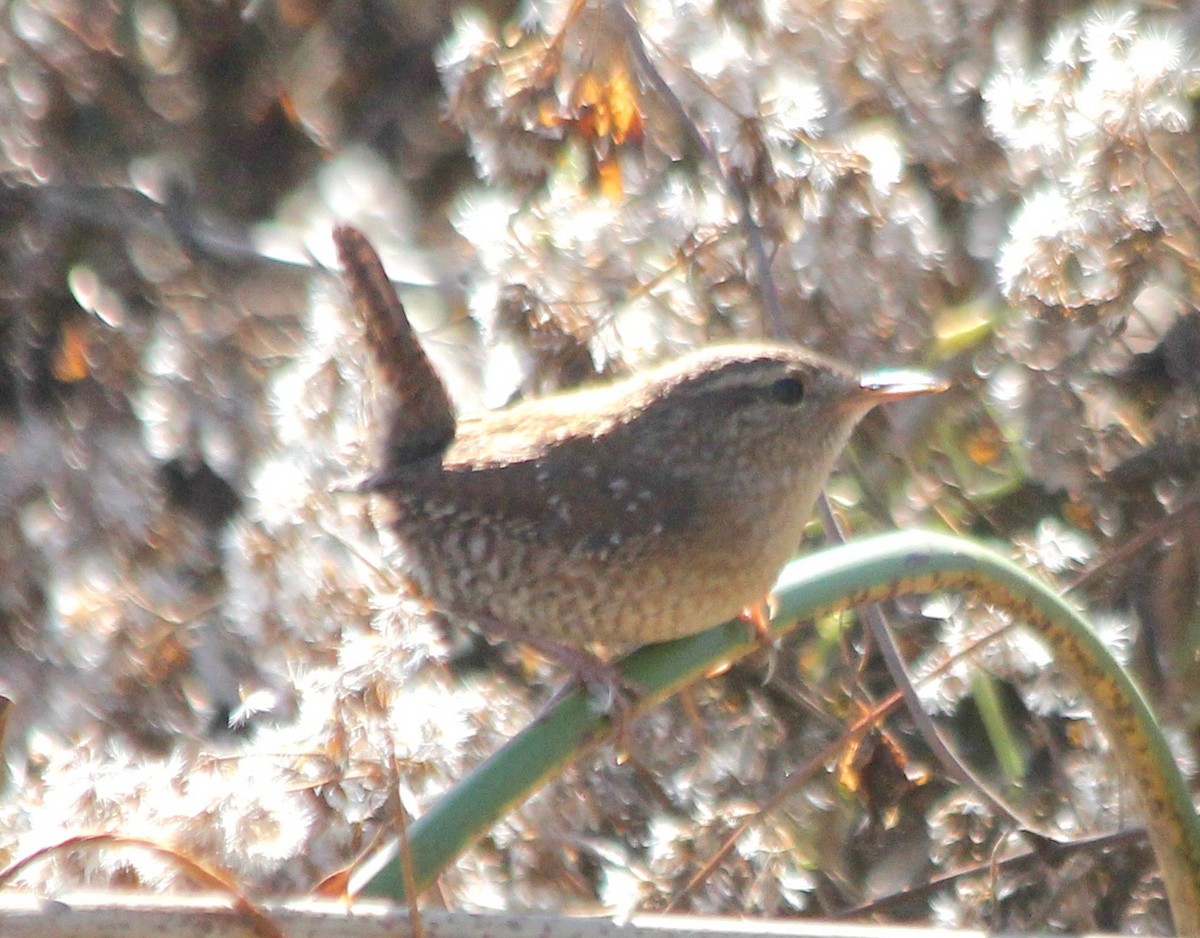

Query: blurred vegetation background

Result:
[0,0,1198,932]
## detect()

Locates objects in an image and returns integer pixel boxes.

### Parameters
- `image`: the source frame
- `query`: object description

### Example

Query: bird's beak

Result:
[856,369,950,403]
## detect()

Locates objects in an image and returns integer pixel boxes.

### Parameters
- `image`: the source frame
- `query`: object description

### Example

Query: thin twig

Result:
[1066,491,1200,594]
[816,494,1056,837]
[610,0,787,339]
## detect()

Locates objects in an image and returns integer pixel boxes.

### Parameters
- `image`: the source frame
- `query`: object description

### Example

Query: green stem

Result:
[353,531,1200,933]
[969,669,1027,788]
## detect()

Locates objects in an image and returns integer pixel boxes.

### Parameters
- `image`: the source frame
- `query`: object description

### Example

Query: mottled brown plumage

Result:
[334,225,944,653]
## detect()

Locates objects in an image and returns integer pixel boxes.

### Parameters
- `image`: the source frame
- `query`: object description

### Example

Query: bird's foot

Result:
[738,597,777,643]
[467,612,645,733]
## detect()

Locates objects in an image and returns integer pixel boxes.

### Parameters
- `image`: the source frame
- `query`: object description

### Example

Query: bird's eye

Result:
[770,376,805,405]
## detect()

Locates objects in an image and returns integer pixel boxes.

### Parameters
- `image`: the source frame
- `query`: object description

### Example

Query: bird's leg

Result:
[738,598,781,682]
[739,597,776,642]
[462,611,646,723]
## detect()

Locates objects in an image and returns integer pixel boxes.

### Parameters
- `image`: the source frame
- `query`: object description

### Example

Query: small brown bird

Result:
[334,226,944,686]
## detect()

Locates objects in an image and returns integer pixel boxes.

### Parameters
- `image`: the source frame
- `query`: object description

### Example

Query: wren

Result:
[333,226,944,662]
